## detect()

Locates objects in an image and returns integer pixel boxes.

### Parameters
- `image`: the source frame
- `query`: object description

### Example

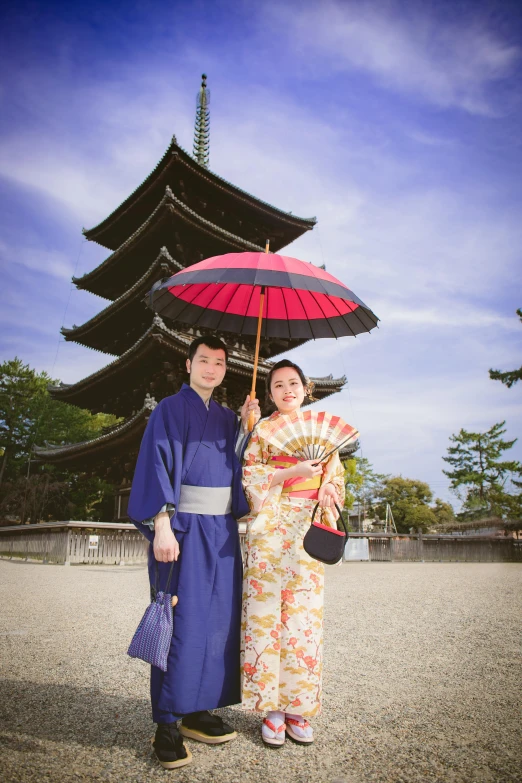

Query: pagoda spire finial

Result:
[193,73,210,168]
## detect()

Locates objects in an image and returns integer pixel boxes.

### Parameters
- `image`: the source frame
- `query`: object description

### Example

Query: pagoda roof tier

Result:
[63,248,182,355]
[34,404,154,469]
[64,247,310,358]
[83,138,316,252]
[74,187,266,301]
[50,316,345,419]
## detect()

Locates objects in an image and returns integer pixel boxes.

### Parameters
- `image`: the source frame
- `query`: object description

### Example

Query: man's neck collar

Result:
[188,382,213,406]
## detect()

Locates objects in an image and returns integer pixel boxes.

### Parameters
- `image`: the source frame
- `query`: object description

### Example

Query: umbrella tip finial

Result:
[265,239,270,253]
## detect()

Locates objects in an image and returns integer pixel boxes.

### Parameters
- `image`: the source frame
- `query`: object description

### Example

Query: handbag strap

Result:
[311,502,349,537]
[154,560,176,595]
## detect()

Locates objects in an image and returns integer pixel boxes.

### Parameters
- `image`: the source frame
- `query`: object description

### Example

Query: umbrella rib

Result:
[322,292,358,337]
[213,283,241,332]
[238,283,257,338]
[293,288,317,340]
[187,282,215,328]
[342,299,375,335]
[166,282,207,325]
[279,287,290,340]
[307,290,340,338]
[303,272,373,335]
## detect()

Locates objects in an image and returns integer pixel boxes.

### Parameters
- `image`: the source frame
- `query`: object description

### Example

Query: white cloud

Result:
[0,65,194,225]
[0,239,77,282]
[405,129,455,148]
[265,0,521,115]
[373,302,521,331]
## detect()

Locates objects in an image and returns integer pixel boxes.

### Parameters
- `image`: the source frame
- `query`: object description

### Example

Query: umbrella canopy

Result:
[149,252,379,340]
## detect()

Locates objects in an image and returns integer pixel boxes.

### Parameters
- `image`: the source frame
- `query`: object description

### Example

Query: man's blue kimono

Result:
[128,384,247,723]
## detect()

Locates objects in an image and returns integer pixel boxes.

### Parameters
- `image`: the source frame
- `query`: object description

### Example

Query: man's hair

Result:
[188,335,229,363]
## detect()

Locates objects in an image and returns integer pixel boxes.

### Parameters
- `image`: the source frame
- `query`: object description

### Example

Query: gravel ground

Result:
[0,559,520,783]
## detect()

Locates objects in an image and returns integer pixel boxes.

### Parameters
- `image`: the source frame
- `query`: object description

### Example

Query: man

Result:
[128,335,260,769]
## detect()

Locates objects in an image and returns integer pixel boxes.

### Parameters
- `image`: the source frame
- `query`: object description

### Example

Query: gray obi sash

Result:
[177,484,232,516]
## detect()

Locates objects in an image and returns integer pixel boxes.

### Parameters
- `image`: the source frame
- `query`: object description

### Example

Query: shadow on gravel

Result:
[0,679,150,750]
[0,680,267,752]
[217,706,263,744]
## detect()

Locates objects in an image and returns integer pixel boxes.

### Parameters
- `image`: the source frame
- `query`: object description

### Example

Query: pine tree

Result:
[489,308,522,388]
[442,422,521,518]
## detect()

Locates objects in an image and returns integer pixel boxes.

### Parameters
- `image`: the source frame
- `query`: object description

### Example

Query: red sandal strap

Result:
[286,717,310,728]
[263,718,286,733]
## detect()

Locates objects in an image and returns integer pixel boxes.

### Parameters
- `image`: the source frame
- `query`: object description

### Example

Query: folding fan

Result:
[258,409,359,462]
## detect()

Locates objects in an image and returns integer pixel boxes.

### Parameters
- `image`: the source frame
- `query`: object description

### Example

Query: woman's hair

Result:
[266,359,315,401]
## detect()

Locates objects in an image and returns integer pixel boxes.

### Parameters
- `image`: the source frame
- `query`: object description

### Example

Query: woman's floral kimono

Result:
[241,413,345,717]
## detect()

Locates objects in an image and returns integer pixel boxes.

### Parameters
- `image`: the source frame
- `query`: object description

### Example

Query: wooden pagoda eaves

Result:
[74,186,267,301]
[50,315,346,419]
[34,402,156,469]
[82,138,316,252]
[62,248,182,356]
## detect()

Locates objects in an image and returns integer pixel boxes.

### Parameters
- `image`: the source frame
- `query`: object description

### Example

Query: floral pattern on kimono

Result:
[241,416,345,716]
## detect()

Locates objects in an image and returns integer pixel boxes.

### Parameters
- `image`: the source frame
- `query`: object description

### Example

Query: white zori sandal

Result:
[285,713,314,744]
[262,710,286,747]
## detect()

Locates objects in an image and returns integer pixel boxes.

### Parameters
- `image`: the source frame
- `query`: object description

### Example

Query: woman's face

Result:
[270,366,306,414]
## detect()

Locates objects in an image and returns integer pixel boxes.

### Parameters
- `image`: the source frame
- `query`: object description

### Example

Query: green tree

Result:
[489,308,522,388]
[343,457,387,529]
[0,358,119,522]
[375,476,437,533]
[432,498,455,525]
[343,457,362,512]
[0,357,118,484]
[442,421,522,519]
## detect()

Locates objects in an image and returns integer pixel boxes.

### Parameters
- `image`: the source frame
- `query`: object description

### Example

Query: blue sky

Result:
[1,0,521,504]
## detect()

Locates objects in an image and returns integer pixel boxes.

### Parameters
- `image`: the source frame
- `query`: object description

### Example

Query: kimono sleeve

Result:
[128,401,179,531]
[242,430,280,514]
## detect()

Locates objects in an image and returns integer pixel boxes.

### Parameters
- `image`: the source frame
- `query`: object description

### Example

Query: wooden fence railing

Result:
[0,522,148,565]
[1,524,520,565]
[345,532,522,563]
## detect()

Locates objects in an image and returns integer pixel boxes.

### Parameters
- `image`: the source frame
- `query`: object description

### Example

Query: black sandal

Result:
[153,722,193,769]
[180,711,237,744]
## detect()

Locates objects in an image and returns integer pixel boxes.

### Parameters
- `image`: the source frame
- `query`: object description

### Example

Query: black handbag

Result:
[303,502,348,565]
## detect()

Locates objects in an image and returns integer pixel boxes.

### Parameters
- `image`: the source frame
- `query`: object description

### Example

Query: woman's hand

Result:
[294,460,324,480]
[270,459,323,488]
[317,482,339,509]
[153,512,180,562]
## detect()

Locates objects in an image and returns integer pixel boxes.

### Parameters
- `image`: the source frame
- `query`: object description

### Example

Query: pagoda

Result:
[36,76,346,520]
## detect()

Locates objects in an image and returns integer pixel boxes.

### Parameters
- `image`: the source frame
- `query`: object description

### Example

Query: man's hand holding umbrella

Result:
[240,394,261,434]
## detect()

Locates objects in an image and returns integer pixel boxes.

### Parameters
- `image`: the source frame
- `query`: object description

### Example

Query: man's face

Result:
[186,345,227,393]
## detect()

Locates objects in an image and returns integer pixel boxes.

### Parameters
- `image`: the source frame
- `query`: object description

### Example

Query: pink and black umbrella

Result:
[148,248,379,427]
[149,251,378,339]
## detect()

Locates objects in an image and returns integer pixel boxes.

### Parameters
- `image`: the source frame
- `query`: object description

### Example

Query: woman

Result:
[241,359,345,747]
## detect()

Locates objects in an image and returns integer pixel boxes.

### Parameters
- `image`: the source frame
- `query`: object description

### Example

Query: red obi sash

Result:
[269,455,320,500]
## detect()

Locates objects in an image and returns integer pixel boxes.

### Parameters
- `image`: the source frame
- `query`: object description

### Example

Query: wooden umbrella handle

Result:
[247,241,270,432]
[248,287,265,431]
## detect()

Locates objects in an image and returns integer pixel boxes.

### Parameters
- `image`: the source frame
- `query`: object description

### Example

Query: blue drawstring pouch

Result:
[127,561,175,672]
